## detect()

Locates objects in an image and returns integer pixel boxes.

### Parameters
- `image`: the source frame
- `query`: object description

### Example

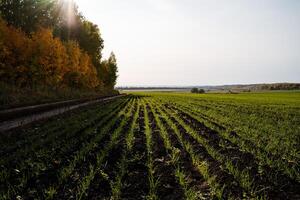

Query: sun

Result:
[56,0,77,27]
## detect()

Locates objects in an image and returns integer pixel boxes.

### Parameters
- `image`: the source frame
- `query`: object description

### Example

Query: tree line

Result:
[0,0,118,91]
[258,83,300,90]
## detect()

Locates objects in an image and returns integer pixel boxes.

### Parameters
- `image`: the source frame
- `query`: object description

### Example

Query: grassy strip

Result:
[166,100,300,197]
[171,101,299,182]
[58,99,133,183]
[110,97,141,199]
[156,94,299,182]
[75,98,137,199]
[125,97,141,151]
[46,98,133,200]
[146,98,204,200]
[161,102,264,198]
[142,99,159,200]
[44,98,135,199]
[152,99,242,199]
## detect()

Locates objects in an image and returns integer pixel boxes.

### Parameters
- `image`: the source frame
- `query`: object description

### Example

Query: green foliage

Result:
[191,88,205,93]
[0,0,57,33]
[191,88,198,93]
[131,91,300,199]
[143,100,159,200]
[99,52,118,89]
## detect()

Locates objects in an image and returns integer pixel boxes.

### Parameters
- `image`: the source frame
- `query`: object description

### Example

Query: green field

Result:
[1,92,299,199]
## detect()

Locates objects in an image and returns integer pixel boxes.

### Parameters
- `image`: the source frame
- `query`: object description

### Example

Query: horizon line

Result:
[116,82,300,88]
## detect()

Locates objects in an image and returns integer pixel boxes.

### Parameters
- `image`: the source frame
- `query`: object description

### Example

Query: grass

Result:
[143,100,159,200]
[0,91,299,199]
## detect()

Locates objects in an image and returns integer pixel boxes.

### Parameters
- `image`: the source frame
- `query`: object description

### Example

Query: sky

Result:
[75,0,300,86]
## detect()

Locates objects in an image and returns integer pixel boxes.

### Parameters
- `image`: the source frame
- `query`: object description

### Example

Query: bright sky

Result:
[75,0,300,86]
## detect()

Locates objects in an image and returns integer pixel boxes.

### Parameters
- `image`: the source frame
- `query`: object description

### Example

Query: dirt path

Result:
[0,95,125,132]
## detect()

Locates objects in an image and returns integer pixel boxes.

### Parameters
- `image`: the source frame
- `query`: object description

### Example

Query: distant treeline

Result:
[118,83,300,92]
[223,83,300,91]
[0,0,117,92]
[255,83,300,90]
[118,87,189,90]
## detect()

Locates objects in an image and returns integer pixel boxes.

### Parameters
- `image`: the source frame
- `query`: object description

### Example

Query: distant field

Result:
[120,88,190,93]
[0,92,299,199]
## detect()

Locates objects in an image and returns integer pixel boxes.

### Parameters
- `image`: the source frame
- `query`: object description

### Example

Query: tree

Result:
[63,40,99,89]
[191,88,199,93]
[30,28,67,87]
[0,18,31,86]
[198,89,205,93]
[52,2,104,65]
[107,52,118,88]
[0,19,101,89]
[77,20,104,63]
[0,0,104,63]
[0,0,118,92]
[65,41,81,72]
[191,88,205,94]
[99,52,118,89]
[0,0,57,33]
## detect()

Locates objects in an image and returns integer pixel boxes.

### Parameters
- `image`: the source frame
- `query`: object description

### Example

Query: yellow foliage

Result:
[65,41,81,72]
[0,18,100,89]
[30,28,68,86]
[0,18,30,85]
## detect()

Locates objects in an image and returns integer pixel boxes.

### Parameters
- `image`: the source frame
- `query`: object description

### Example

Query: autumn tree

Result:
[0,0,104,63]
[0,18,31,86]
[54,16,104,66]
[64,40,99,89]
[0,0,118,92]
[30,28,67,87]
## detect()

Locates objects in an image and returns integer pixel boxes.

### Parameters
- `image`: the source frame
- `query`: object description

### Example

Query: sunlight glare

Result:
[57,0,76,27]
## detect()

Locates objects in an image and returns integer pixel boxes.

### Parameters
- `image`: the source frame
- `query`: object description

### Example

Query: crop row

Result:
[150,94,299,182]
[1,93,299,199]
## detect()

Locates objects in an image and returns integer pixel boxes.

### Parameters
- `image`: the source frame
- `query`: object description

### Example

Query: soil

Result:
[120,106,149,199]
[146,105,185,200]
[165,103,300,199]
